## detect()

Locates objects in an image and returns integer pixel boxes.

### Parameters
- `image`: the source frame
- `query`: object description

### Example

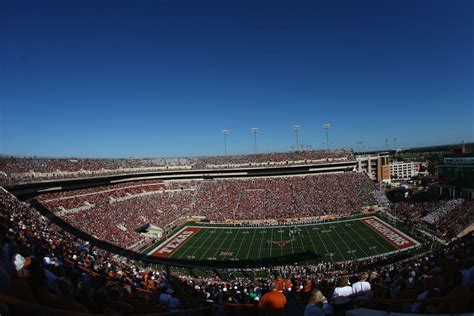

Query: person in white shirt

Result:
[332,277,353,305]
[351,273,372,298]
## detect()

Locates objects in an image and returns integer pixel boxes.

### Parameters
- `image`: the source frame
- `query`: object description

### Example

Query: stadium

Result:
[1,150,473,315]
[2,1,473,315]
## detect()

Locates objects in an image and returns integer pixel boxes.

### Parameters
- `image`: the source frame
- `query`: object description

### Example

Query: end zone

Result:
[361,217,419,250]
[148,226,200,258]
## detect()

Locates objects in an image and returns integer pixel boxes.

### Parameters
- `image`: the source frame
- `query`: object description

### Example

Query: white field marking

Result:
[350,221,390,254]
[304,225,319,259]
[357,222,386,255]
[257,229,267,259]
[321,224,347,261]
[269,228,274,258]
[333,223,358,258]
[174,229,206,260]
[179,228,216,260]
[200,228,227,260]
[222,227,241,260]
[245,229,258,260]
[210,228,234,259]
[357,220,403,253]
[233,230,249,259]
[313,224,337,262]
[343,222,370,257]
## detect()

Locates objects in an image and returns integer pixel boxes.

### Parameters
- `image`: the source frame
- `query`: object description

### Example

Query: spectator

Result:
[331,277,353,315]
[351,273,372,299]
[303,290,327,316]
[258,282,287,316]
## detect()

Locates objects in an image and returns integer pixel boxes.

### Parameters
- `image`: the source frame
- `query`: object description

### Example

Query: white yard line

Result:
[210,230,233,259]
[269,228,274,258]
[333,224,357,258]
[342,223,370,257]
[348,223,380,255]
[304,226,319,260]
[257,228,267,259]
[245,229,258,260]
[192,229,224,260]
[223,229,241,259]
[314,226,339,262]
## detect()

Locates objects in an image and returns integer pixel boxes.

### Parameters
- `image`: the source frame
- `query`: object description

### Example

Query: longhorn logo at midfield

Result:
[267,239,296,248]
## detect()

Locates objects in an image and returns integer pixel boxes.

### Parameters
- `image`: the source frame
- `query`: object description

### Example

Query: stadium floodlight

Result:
[221,129,229,156]
[393,137,398,161]
[323,123,331,151]
[292,125,300,151]
[251,128,259,153]
[356,141,363,153]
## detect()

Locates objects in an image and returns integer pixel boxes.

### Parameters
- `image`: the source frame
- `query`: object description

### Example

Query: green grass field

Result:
[145,216,420,266]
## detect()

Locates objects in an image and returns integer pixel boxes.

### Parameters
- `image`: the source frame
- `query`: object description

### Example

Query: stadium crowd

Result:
[390,196,474,240]
[36,173,376,248]
[0,150,354,184]
[36,180,165,212]
[1,187,473,315]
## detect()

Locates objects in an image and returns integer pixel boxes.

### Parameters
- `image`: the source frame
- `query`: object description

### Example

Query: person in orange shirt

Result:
[277,277,284,291]
[258,282,287,316]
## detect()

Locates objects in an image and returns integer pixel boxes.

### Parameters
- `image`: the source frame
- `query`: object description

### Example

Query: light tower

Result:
[221,129,229,156]
[323,123,331,150]
[251,128,259,153]
[393,137,397,161]
[292,125,300,151]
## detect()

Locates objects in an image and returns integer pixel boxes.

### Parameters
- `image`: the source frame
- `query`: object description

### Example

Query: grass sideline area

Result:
[144,216,420,267]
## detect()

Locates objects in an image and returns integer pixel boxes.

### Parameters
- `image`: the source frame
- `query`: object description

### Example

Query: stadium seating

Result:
[35,173,376,248]
[1,188,473,315]
[0,149,354,184]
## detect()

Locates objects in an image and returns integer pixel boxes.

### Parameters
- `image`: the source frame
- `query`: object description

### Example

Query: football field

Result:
[145,216,419,266]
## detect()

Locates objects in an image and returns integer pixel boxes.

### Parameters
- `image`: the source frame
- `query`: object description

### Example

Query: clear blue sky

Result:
[1,0,472,157]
